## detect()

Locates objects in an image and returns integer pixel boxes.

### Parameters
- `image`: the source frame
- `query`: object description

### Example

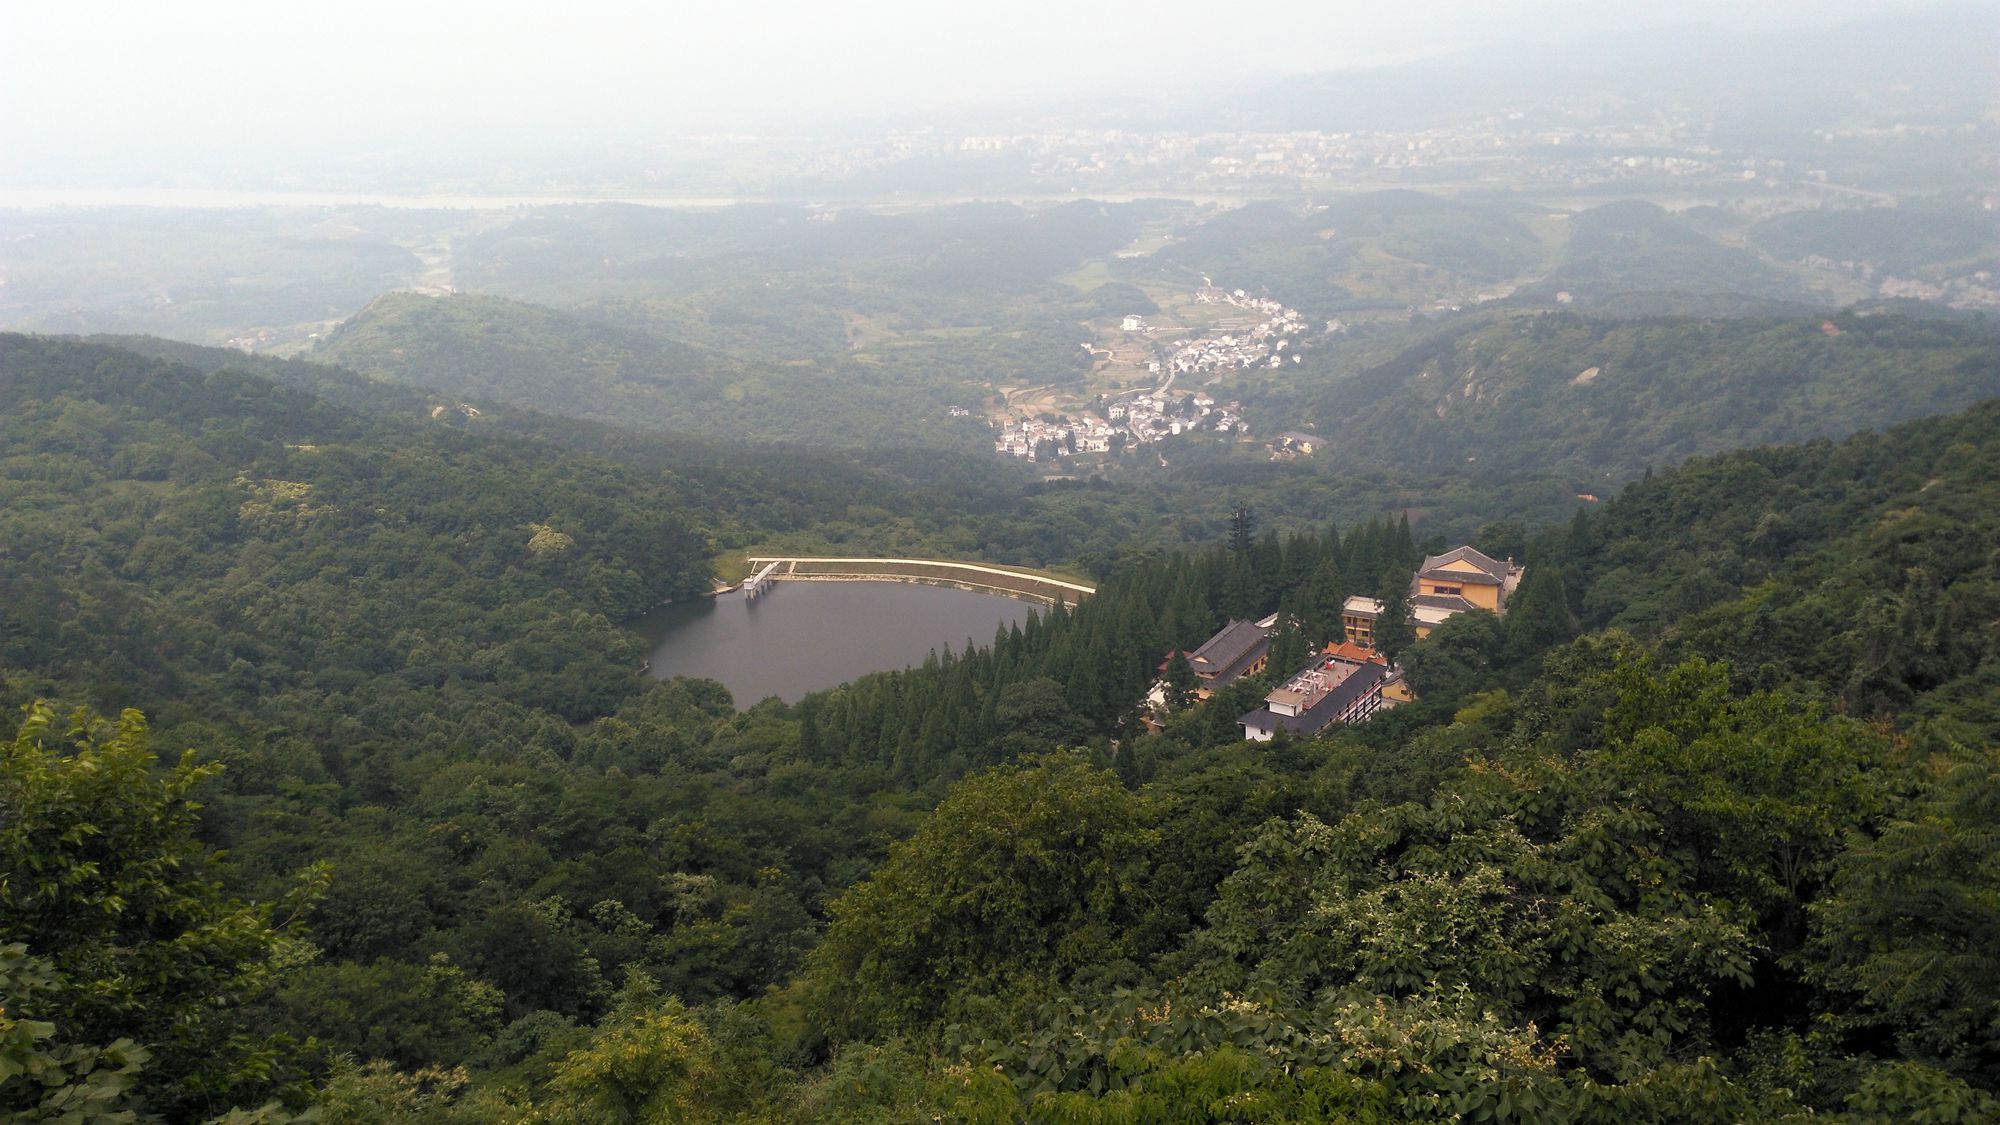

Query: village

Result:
[992,390,1245,461]
[992,281,1305,462]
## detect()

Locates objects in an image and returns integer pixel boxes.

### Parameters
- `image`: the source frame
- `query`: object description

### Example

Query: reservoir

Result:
[630,581,1037,705]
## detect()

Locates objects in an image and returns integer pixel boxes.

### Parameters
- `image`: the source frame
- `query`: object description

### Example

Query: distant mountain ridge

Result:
[1301,309,2000,482]
[1153,2,2000,132]
[315,291,746,415]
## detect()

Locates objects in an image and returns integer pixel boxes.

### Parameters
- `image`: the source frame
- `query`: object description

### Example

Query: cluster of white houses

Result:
[996,394,1245,461]
[1108,392,1243,442]
[994,415,1121,459]
[1171,289,1308,375]
[1149,544,1525,741]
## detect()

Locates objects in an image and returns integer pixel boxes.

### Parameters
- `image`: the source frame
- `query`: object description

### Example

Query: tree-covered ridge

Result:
[1525,200,1811,305]
[78,330,1564,564]
[0,332,710,720]
[1299,308,1998,482]
[775,399,2000,1121]
[308,201,1148,453]
[314,291,772,428]
[1749,202,2000,277]
[1145,194,1550,318]
[1571,397,2000,738]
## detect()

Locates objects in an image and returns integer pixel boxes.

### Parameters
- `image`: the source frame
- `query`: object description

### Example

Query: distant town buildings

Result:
[994,390,1244,461]
[994,279,1291,462]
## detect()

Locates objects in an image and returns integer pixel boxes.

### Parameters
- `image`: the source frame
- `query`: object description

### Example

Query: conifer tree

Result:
[1266,614,1309,683]
[1375,580,1417,662]
[1163,651,1198,713]
[1229,505,1256,556]
[1502,567,1578,665]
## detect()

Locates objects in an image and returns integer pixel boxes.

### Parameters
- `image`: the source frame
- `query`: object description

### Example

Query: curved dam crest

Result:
[741,555,1093,606]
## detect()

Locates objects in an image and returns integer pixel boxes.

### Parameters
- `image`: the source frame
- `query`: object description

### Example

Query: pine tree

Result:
[1300,556,1347,647]
[1375,580,1417,662]
[1229,504,1256,556]
[1393,512,1418,569]
[1266,614,1309,683]
[1163,651,1198,712]
[1502,567,1578,666]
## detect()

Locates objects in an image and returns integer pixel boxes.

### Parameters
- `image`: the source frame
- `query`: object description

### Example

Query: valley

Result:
[3,4,1998,1120]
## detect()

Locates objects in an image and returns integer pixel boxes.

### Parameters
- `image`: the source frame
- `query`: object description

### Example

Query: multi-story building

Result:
[1408,546,1524,639]
[1341,595,1384,647]
[1238,649,1387,741]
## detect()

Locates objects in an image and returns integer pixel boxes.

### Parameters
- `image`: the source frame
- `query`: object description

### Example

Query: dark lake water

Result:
[629,581,1037,705]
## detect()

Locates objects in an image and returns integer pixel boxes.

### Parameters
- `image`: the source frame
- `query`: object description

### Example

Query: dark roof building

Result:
[1189,618,1271,685]
[1160,618,1272,694]
[1238,656,1387,741]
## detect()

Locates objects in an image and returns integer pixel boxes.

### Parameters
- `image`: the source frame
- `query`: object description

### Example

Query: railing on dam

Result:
[741,556,1094,606]
[741,560,782,598]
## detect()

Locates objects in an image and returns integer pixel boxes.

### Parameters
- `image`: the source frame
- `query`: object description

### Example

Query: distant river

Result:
[629,582,1035,705]
[0,188,1258,211]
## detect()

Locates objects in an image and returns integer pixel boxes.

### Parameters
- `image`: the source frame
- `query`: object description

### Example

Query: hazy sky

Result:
[0,0,1974,177]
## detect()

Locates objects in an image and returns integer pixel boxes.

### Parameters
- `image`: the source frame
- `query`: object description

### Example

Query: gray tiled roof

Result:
[1189,619,1270,679]
[1239,663,1386,737]
[1417,545,1512,584]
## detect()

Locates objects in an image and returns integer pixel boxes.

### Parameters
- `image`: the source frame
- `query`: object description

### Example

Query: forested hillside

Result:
[3,331,1997,1121]
[1299,308,1998,481]
[1522,200,1811,305]
[314,292,798,437]
[1146,193,1550,317]
[312,288,1091,450]
[0,334,717,720]
[76,331,1568,561]
[1749,202,1999,276]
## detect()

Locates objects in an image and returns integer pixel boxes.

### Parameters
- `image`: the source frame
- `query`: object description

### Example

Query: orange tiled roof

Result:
[1321,640,1387,665]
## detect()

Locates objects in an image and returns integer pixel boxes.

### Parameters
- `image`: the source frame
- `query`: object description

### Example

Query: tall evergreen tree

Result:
[1374,580,1417,663]
[1502,567,1578,666]
[1229,505,1256,556]
[1163,651,1198,713]
[1266,614,1309,683]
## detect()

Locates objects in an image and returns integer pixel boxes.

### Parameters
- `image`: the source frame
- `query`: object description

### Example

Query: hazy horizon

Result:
[3,0,1988,191]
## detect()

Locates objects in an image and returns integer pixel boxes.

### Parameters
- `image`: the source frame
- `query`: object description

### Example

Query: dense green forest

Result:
[3,331,1998,1121]
[1292,308,1998,482]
